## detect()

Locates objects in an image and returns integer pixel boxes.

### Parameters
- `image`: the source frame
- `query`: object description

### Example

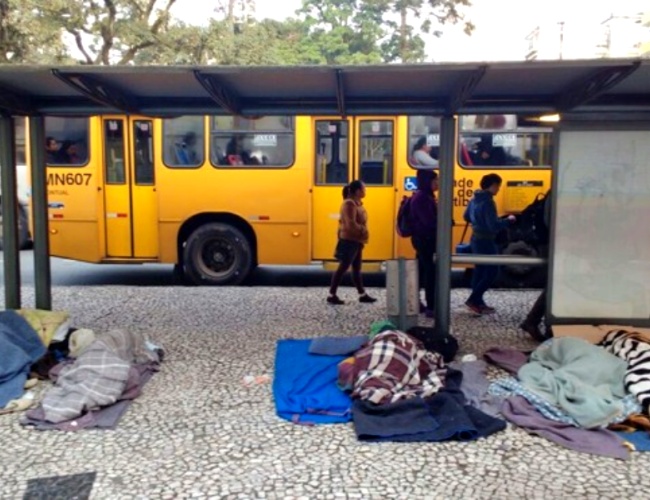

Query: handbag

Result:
[455,221,472,254]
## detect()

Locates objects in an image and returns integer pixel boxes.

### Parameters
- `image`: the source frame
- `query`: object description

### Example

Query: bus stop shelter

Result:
[1,58,650,332]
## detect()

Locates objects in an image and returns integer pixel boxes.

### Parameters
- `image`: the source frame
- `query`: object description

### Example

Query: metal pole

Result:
[434,116,456,336]
[452,255,547,266]
[397,257,407,331]
[0,115,21,309]
[29,116,51,310]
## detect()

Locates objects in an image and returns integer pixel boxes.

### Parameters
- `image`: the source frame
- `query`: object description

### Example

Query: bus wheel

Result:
[499,240,543,288]
[0,204,30,251]
[183,223,253,286]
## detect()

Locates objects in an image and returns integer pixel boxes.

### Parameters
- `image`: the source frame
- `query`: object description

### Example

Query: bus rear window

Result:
[163,116,205,168]
[210,116,294,168]
[45,117,89,167]
[459,114,553,168]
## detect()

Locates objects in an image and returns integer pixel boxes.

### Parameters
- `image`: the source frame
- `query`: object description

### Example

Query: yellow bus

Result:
[23,113,553,286]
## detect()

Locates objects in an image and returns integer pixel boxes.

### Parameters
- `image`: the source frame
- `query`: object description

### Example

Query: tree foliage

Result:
[37,0,178,65]
[298,0,474,64]
[0,0,69,64]
[0,0,474,65]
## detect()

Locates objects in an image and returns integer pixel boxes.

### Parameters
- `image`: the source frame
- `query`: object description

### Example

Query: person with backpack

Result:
[409,169,439,318]
[327,180,377,305]
[464,173,516,315]
[520,189,552,341]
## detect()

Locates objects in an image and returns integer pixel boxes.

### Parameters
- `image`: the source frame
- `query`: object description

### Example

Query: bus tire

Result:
[0,204,30,251]
[183,223,253,286]
[498,240,544,289]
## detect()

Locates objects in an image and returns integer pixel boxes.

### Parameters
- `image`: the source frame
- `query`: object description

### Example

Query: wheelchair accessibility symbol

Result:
[404,176,417,191]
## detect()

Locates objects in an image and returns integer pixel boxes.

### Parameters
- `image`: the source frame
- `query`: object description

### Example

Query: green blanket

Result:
[518,337,627,429]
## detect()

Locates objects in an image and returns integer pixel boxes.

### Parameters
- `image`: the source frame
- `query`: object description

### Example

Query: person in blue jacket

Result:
[464,173,515,314]
[409,169,439,318]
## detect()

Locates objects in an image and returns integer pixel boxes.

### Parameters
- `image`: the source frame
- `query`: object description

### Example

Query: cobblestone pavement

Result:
[1,286,647,499]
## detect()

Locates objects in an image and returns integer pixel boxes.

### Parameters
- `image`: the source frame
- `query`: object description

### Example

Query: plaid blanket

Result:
[36,329,160,424]
[351,330,446,405]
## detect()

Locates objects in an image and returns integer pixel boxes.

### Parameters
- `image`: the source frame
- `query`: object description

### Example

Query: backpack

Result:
[517,192,549,245]
[396,195,414,237]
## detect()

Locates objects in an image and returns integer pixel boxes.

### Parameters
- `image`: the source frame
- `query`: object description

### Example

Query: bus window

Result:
[358,120,393,185]
[163,116,204,168]
[408,116,441,167]
[104,120,126,184]
[134,120,154,185]
[458,114,553,168]
[210,116,294,168]
[315,120,348,185]
[45,117,89,166]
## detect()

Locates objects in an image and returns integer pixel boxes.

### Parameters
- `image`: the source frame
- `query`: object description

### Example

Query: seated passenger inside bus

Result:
[471,134,525,167]
[223,136,267,166]
[411,136,438,168]
[174,132,198,166]
[58,140,83,164]
[45,136,60,163]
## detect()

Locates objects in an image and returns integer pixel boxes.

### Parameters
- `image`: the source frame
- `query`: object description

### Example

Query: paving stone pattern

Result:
[0,286,647,499]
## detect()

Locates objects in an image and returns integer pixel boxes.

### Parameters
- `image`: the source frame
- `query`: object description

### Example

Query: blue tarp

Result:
[273,339,352,425]
[0,311,45,408]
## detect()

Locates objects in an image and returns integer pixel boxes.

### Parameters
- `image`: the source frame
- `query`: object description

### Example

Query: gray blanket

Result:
[24,329,160,424]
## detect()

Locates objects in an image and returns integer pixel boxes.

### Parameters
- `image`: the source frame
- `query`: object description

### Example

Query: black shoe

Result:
[359,294,377,304]
[520,320,547,342]
[327,295,345,305]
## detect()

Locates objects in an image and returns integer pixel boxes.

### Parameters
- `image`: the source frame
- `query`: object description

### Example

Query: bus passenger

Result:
[410,169,439,318]
[175,132,198,165]
[412,136,438,168]
[472,135,507,166]
[226,136,243,165]
[464,173,515,315]
[45,136,60,163]
[58,141,82,164]
[327,180,377,305]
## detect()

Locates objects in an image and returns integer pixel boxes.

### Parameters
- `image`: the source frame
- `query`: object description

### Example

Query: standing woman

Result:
[328,180,377,305]
[410,169,439,318]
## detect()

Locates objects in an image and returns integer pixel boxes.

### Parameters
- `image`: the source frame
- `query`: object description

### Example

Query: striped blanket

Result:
[599,329,650,415]
[32,329,160,424]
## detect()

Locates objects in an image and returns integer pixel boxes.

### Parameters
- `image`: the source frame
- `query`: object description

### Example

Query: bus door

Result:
[311,117,397,261]
[101,117,158,259]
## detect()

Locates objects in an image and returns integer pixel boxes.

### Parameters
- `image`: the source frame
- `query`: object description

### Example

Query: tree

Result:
[296,0,474,64]
[298,0,387,64]
[382,0,474,63]
[36,0,179,65]
[0,0,69,64]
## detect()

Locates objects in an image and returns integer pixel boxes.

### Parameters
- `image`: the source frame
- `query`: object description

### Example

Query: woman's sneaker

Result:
[359,294,377,304]
[327,295,345,305]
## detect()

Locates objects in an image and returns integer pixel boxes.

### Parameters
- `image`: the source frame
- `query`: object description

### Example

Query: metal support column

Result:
[434,116,456,336]
[29,116,52,310]
[0,115,21,309]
